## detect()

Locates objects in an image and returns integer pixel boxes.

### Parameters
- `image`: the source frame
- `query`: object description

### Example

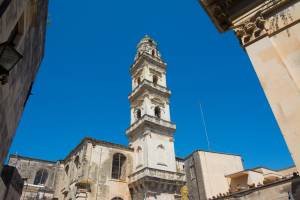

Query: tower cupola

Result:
[135,35,162,61]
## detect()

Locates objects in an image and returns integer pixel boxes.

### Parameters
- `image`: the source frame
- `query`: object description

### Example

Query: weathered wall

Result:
[0,165,24,200]
[0,0,48,172]
[53,139,134,200]
[8,155,57,200]
[0,177,6,200]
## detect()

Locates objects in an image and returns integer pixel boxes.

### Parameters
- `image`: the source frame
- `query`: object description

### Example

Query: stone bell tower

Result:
[126,36,185,200]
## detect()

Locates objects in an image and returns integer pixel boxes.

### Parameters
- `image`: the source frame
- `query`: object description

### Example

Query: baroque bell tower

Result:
[126,36,185,200]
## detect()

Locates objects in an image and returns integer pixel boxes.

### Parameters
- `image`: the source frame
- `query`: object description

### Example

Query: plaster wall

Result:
[200,152,243,199]
[247,171,264,186]
[278,166,298,176]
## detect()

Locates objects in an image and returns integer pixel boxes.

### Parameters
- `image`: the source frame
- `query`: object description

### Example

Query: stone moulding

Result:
[126,114,176,138]
[198,0,267,32]
[128,79,171,103]
[130,52,166,75]
[231,0,297,46]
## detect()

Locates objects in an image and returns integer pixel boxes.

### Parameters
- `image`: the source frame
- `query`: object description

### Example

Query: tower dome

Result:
[134,35,161,60]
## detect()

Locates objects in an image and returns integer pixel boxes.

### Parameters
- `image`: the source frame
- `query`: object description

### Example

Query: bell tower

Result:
[126,36,185,200]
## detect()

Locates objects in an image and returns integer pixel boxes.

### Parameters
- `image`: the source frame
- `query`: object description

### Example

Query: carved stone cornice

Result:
[233,13,267,46]
[130,53,166,75]
[129,79,171,103]
[126,114,176,139]
[231,0,298,47]
[199,0,267,32]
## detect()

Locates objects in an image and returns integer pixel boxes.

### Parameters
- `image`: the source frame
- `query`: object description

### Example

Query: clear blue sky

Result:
[9,0,294,170]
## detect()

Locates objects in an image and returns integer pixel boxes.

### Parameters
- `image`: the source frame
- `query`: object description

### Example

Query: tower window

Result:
[154,106,161,118]
[74,156,80,168]
[33,169,48,185]
[111,153,126,180]
[136,77,141,85]
[65,165,69,175]
[152,49,155,56]
[153,75,158,85]
[136,109,142,119]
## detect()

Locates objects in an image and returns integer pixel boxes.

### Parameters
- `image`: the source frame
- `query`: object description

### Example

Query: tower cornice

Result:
[129,79,171,103]
[126,114,176,139]
[130,52,166,75]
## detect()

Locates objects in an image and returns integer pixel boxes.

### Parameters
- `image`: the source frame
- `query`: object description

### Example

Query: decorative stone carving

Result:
[234,14,267,46]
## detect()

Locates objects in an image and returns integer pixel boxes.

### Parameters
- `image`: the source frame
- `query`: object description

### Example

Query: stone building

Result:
[6,36,300,200]
[199,0,300,173]
[0,0,49,175]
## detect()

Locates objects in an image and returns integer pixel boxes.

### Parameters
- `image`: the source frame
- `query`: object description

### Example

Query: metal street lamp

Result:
[0,42,23,85]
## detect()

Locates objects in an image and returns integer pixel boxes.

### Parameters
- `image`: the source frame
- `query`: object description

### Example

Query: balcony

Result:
[128,167,186,184]
[126,114,176,137]
[129,79,171,102]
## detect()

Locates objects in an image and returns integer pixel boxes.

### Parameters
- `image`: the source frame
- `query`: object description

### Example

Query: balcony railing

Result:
[126,114,176,136]
[128,167,186,184]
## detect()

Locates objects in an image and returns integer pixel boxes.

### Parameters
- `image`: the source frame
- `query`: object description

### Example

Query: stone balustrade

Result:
[128,167,186,184]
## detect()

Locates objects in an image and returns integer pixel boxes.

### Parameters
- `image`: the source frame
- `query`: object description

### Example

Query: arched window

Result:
[111,153,126,180]
[33,169,48,185]
[112,197,123,200]
[65,165,69,175]
[153,75,158,85]
[74,156,80,168]
[154,106,161,118]
[136,109,142,119]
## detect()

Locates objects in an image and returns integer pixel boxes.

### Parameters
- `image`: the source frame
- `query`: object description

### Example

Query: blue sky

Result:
[9,0,294,169]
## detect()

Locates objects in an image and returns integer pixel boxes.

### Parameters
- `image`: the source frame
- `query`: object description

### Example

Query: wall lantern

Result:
[0,42,23,85]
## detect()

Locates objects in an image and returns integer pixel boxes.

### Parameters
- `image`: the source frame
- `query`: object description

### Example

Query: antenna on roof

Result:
[200,103,211,151]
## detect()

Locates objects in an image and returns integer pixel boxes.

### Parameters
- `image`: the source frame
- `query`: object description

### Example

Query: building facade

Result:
[0,0,49,174]
[6,36,300,200]
[199,0,300,173]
